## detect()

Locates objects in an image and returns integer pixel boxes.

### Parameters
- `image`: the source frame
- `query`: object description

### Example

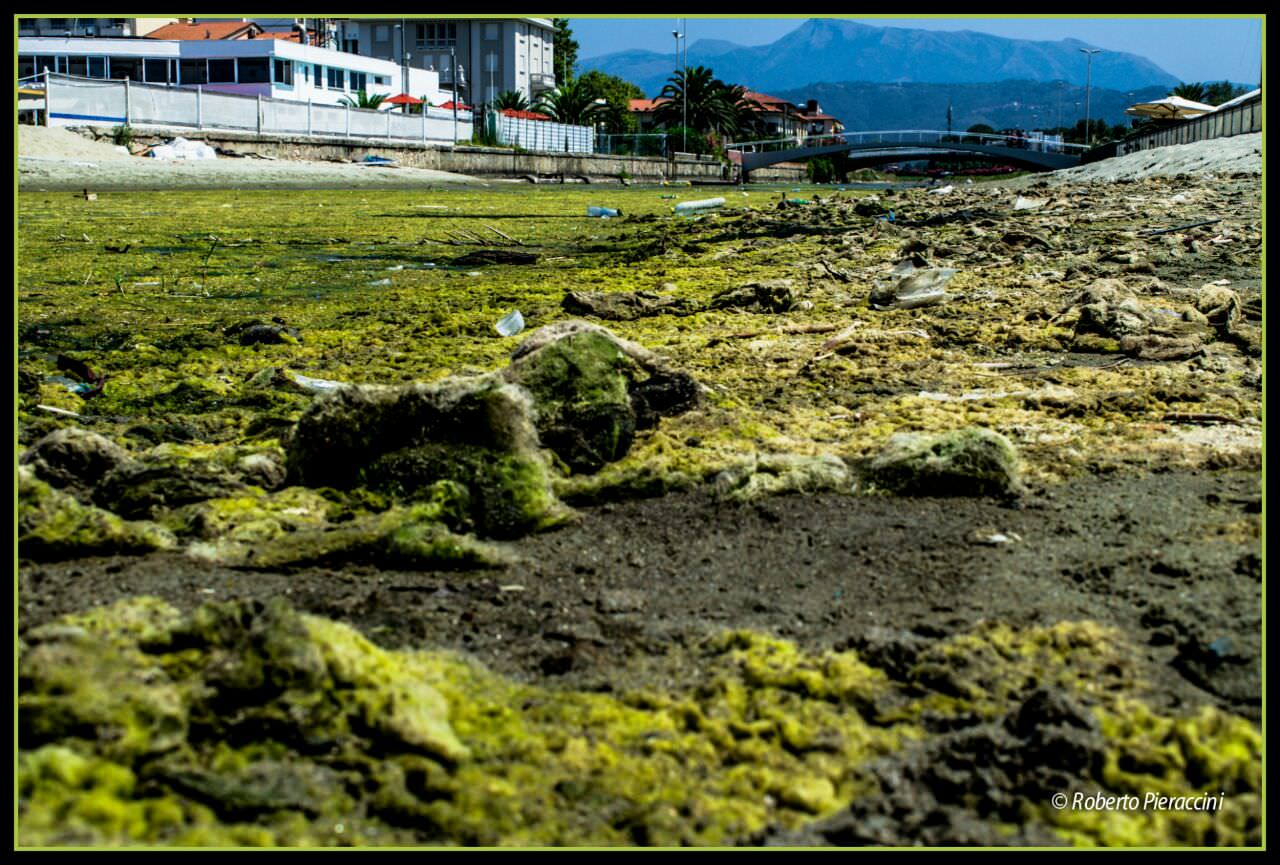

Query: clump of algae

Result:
[19,599,1261,847]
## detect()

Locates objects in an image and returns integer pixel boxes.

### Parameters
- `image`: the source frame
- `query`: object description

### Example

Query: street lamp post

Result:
[672,23,686,154]
[1080,48,1101,147]
[451,47,458,145]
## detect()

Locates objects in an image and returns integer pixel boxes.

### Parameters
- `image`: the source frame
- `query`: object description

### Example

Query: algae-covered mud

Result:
[17,176,1262,846]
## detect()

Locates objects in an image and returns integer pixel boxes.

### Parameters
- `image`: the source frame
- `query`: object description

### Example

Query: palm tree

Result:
[338,91,387,110]
[533,77,607,125]
[494,90,531,112]
[1171,82,1206,103]
[653,66,738,137]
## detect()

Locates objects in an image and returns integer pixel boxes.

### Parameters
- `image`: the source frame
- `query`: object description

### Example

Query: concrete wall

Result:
[74,124,808,183]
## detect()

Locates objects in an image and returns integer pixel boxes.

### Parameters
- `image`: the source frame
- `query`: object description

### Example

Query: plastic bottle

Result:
[587,206,621,218]
[673,197,725,214]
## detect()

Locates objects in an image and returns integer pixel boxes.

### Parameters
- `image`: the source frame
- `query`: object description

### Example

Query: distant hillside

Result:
[582,18,1180,97]
[773,80,1170,133]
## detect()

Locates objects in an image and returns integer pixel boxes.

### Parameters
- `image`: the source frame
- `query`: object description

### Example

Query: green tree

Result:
[967,123,995,135]
[338,91,386,110]
[577,70,644,133]
[553,18,578,86]
[1203,80,1248,106]
[493,90,531,112]
[534,76,607,126]
[654,66,739,138]
[1171,82,1206,103]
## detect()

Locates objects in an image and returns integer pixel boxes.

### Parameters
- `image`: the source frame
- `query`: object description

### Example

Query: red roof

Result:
[501,108,551,121]
[253,31,305,42]
[742,90,793,107]
[146,21,262,40]
[629,98,670,112]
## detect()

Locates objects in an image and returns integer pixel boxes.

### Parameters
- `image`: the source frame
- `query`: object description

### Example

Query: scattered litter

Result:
[1207,637,1234,657]
[877,211,896,223]
[972,529,1022,546]
[928,184,954,195]
[288,371,346,394]
[870,261,957,310]
[1013,196,1046,210]
[385,265,404,271]
[587,206,621,218]
[45,375,97,396]
[674,197,726,214]
[1138,218,1222,237]
[148,137,217,160]
[36,404,85,419]
[413,204,449,209]
[495,310,525,337]
[367,278,392,286]
[465,271,482,277]
[362,155,398,166]
[499,584,526,593]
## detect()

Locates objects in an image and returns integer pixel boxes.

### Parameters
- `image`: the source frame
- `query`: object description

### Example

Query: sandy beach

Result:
[18,125,489,190]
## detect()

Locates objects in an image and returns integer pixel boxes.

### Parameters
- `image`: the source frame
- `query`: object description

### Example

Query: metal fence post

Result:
[196,86,202,128]
[307,99,313,136]
[345,104,350,138]
[124,77,131,125]
[256,95,263,134]
[43,69,51,126]
[387,107,391,140]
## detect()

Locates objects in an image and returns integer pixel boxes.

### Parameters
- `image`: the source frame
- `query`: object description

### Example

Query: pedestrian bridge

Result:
[726,130,1085,176]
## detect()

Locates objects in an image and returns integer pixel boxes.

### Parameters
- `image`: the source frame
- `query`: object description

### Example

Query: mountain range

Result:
[772,80,1170,133]
[581,18,1182,97]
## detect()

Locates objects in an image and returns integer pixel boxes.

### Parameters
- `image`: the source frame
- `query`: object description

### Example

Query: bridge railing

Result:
[725,130,1087,156]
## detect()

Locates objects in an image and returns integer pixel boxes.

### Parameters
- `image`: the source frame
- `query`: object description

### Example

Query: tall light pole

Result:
[1080,48,1101,147]
[672,22,685,153]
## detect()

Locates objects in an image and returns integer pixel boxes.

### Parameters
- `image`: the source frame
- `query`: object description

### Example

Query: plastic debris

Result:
[495,310,525,337]
[1014,196,1046,210]
[673,197,726,214]
[928,184,954,195]
[44,375,97,396]
[148,137,217,160]
[587,206,621,218]
[288,371,346,394]
[870,261,958,310]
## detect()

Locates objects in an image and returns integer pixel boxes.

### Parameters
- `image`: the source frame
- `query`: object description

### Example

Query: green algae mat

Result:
[18,180,1262,846]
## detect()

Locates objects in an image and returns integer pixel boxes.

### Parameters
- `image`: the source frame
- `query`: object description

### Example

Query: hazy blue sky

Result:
[570,16,1264,85]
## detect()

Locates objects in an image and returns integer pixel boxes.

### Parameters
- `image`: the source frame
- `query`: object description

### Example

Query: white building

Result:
[18,36,444,108]
[328,18,557,110]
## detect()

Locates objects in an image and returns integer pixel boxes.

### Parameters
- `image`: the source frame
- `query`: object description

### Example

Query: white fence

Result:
[494,111,594,154]
[39,72,472,144]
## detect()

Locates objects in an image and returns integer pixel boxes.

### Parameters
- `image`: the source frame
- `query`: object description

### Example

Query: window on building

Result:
[485,23,497,40]
[350,71,367,92]
[415,22,456,49]
[35,55,57,74]
[207,58,236,83]
[313,64,324,87]
[68,56,88,76]
[274,58,293,86]
[18,56,35,78]
[238,58,270,84]
[373,74,388,86]
[327,66,345,89]
[375,25,389,41]
[180,59,207,84]
[111,57,141,80]
[88,56,107,78]
[144,58,170,84]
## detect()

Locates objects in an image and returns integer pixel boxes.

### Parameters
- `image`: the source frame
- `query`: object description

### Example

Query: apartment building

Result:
[333,18,557,110]
[16,18,176,38]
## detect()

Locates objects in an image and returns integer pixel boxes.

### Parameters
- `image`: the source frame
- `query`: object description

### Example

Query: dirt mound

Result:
[18,125,133,161]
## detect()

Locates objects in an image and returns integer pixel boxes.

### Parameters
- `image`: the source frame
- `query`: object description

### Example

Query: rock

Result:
[235,453,287,490]
[19,465,176,560]
[232,323,302,346]
[93,446,249,520]
[561,290,697,321]
[864,428,1024,497]
[505,322,700,474]
[20,427,130,494]
[286,373,566,539]
[1195,284,1242,335]
[709,278,800,313]
[713,454,853,502]
[1119,333,1204,361]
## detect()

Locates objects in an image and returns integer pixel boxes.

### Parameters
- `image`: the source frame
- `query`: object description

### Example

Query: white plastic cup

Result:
[587,206,621,218]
